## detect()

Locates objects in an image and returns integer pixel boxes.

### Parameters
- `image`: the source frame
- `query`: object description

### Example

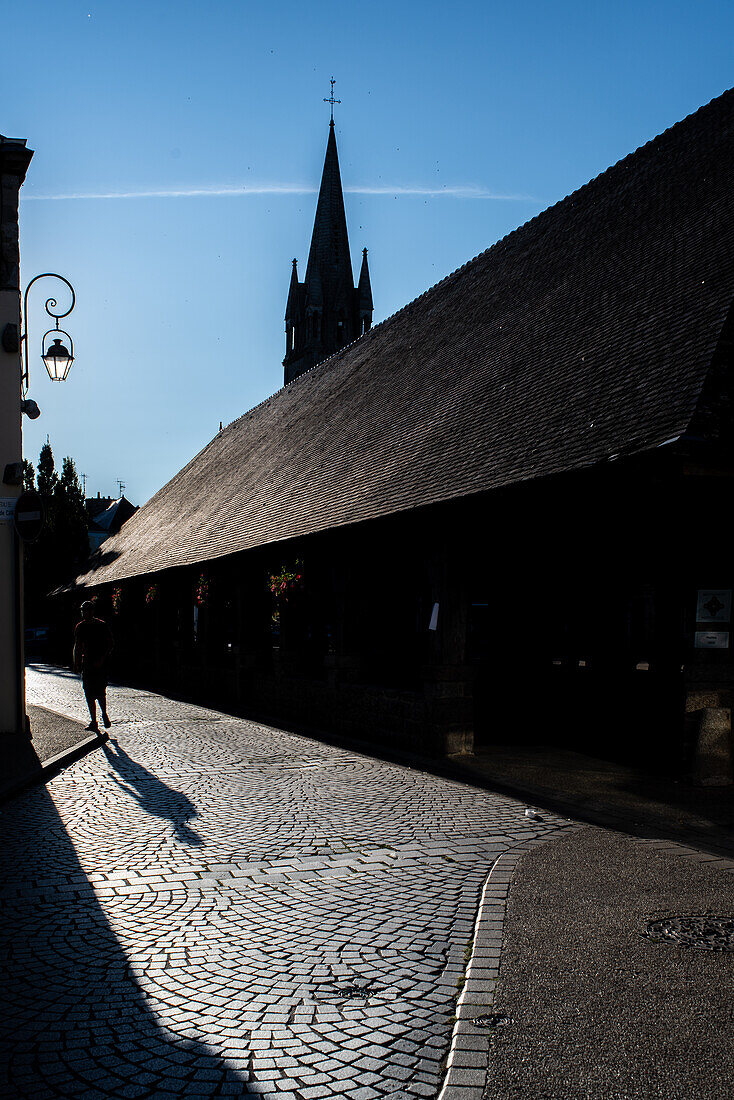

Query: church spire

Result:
[303,118,353,331]
[283,90,373,385]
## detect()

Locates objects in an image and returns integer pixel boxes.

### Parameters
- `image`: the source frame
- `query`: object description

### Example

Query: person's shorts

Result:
[82,673,107,697]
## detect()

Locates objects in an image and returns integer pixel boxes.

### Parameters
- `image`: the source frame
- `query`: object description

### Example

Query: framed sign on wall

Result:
[696,590,732,623]
[694,631,730,650]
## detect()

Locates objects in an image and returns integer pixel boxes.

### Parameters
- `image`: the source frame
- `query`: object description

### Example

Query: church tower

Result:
[284,104,373,385]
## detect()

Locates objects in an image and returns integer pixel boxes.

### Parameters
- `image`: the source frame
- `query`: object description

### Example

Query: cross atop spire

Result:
[324,78,341,123]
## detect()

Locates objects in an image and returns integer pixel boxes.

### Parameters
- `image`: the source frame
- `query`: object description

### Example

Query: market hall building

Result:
[69,90,734,774]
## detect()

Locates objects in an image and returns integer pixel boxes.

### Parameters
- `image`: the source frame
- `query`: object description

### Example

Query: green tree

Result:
[24,442,89,626]
[22,460,35,492]
[60,457,85,512]
[36,441,58,499]
[53,457,89,577]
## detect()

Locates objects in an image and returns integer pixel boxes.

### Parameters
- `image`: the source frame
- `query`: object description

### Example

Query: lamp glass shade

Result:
[42,337,73,382]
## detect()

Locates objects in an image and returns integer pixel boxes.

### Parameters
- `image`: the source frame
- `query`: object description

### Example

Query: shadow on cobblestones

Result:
[30,662,80,681]
[0,786,255,1098]
[102,740,203,847]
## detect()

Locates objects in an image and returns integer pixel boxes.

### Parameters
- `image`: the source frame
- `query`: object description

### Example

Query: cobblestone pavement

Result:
[1,667,570,1099]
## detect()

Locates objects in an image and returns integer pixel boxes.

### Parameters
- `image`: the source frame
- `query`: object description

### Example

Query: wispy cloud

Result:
[21,183,535,202]
[21,185,316,201]
[347,185,534,200]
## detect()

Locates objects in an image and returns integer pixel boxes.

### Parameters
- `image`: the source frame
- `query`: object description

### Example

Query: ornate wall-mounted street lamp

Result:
[21,273,76,391]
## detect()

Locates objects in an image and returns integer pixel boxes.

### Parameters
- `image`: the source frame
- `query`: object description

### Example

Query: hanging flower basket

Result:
[145,583,160,606]
[268,559,304,602]
[195,573,210,608]
[111,586,123,615]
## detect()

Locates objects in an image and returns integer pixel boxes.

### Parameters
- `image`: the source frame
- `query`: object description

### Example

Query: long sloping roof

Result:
[76,89,734,588]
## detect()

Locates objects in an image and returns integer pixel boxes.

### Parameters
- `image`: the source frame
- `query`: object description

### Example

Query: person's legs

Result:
[98,685,111,728]
[82,680,99,730]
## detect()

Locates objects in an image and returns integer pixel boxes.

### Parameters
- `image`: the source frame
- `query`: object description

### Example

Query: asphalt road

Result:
[482,825,734,1100]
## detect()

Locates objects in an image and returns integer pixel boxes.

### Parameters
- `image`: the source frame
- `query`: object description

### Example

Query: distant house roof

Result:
[85,497,139,557]
[91,495,138,535]
[75,89,734,589]
[86,495,115,519]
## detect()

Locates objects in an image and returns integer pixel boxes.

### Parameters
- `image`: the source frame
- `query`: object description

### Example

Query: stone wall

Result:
[0,137,33,736]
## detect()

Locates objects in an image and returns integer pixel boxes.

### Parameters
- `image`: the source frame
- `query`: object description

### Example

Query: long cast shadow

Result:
[0,782,257,1098]
[103,740,203,846]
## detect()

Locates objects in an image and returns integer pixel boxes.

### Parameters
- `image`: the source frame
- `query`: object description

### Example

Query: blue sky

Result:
[6,0,733,503]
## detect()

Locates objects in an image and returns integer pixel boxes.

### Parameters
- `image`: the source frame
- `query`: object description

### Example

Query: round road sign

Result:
[14,491,45,541]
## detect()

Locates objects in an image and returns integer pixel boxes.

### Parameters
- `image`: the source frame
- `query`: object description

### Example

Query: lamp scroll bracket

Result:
[21,273,76,393]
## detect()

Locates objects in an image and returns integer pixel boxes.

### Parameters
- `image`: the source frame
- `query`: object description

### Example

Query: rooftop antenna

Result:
[81,472,87,496]
[116,479,125,497]
[324,77,341,123]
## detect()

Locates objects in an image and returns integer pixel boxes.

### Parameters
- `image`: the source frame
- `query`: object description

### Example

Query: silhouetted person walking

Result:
[73,601,114,735]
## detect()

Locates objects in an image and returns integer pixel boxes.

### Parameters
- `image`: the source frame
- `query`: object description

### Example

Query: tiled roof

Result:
[75,89,734,588]
[85,496,115,520]
[92,496,138,534]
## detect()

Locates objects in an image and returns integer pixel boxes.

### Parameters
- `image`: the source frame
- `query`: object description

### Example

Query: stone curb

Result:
[438,826,578,1100]
[0,732,104,806]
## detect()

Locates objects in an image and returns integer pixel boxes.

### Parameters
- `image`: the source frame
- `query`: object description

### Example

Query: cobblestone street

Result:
[1,667,569,1098]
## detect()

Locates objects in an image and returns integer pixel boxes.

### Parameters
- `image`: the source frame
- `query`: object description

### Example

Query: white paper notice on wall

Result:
[0,498,15,524]
[428,602,439,631]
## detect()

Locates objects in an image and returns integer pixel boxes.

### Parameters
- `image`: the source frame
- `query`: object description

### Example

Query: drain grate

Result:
[312,981,380,1002]
[643,916,734,952]
[474,1013,512,1030]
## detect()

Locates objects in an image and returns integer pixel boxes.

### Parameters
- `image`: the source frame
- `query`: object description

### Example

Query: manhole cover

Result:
[474,1013,512,1030]
[643,916,734,951]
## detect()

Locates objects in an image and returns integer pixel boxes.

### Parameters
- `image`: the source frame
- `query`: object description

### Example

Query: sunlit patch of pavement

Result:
[0,666,571,1098]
